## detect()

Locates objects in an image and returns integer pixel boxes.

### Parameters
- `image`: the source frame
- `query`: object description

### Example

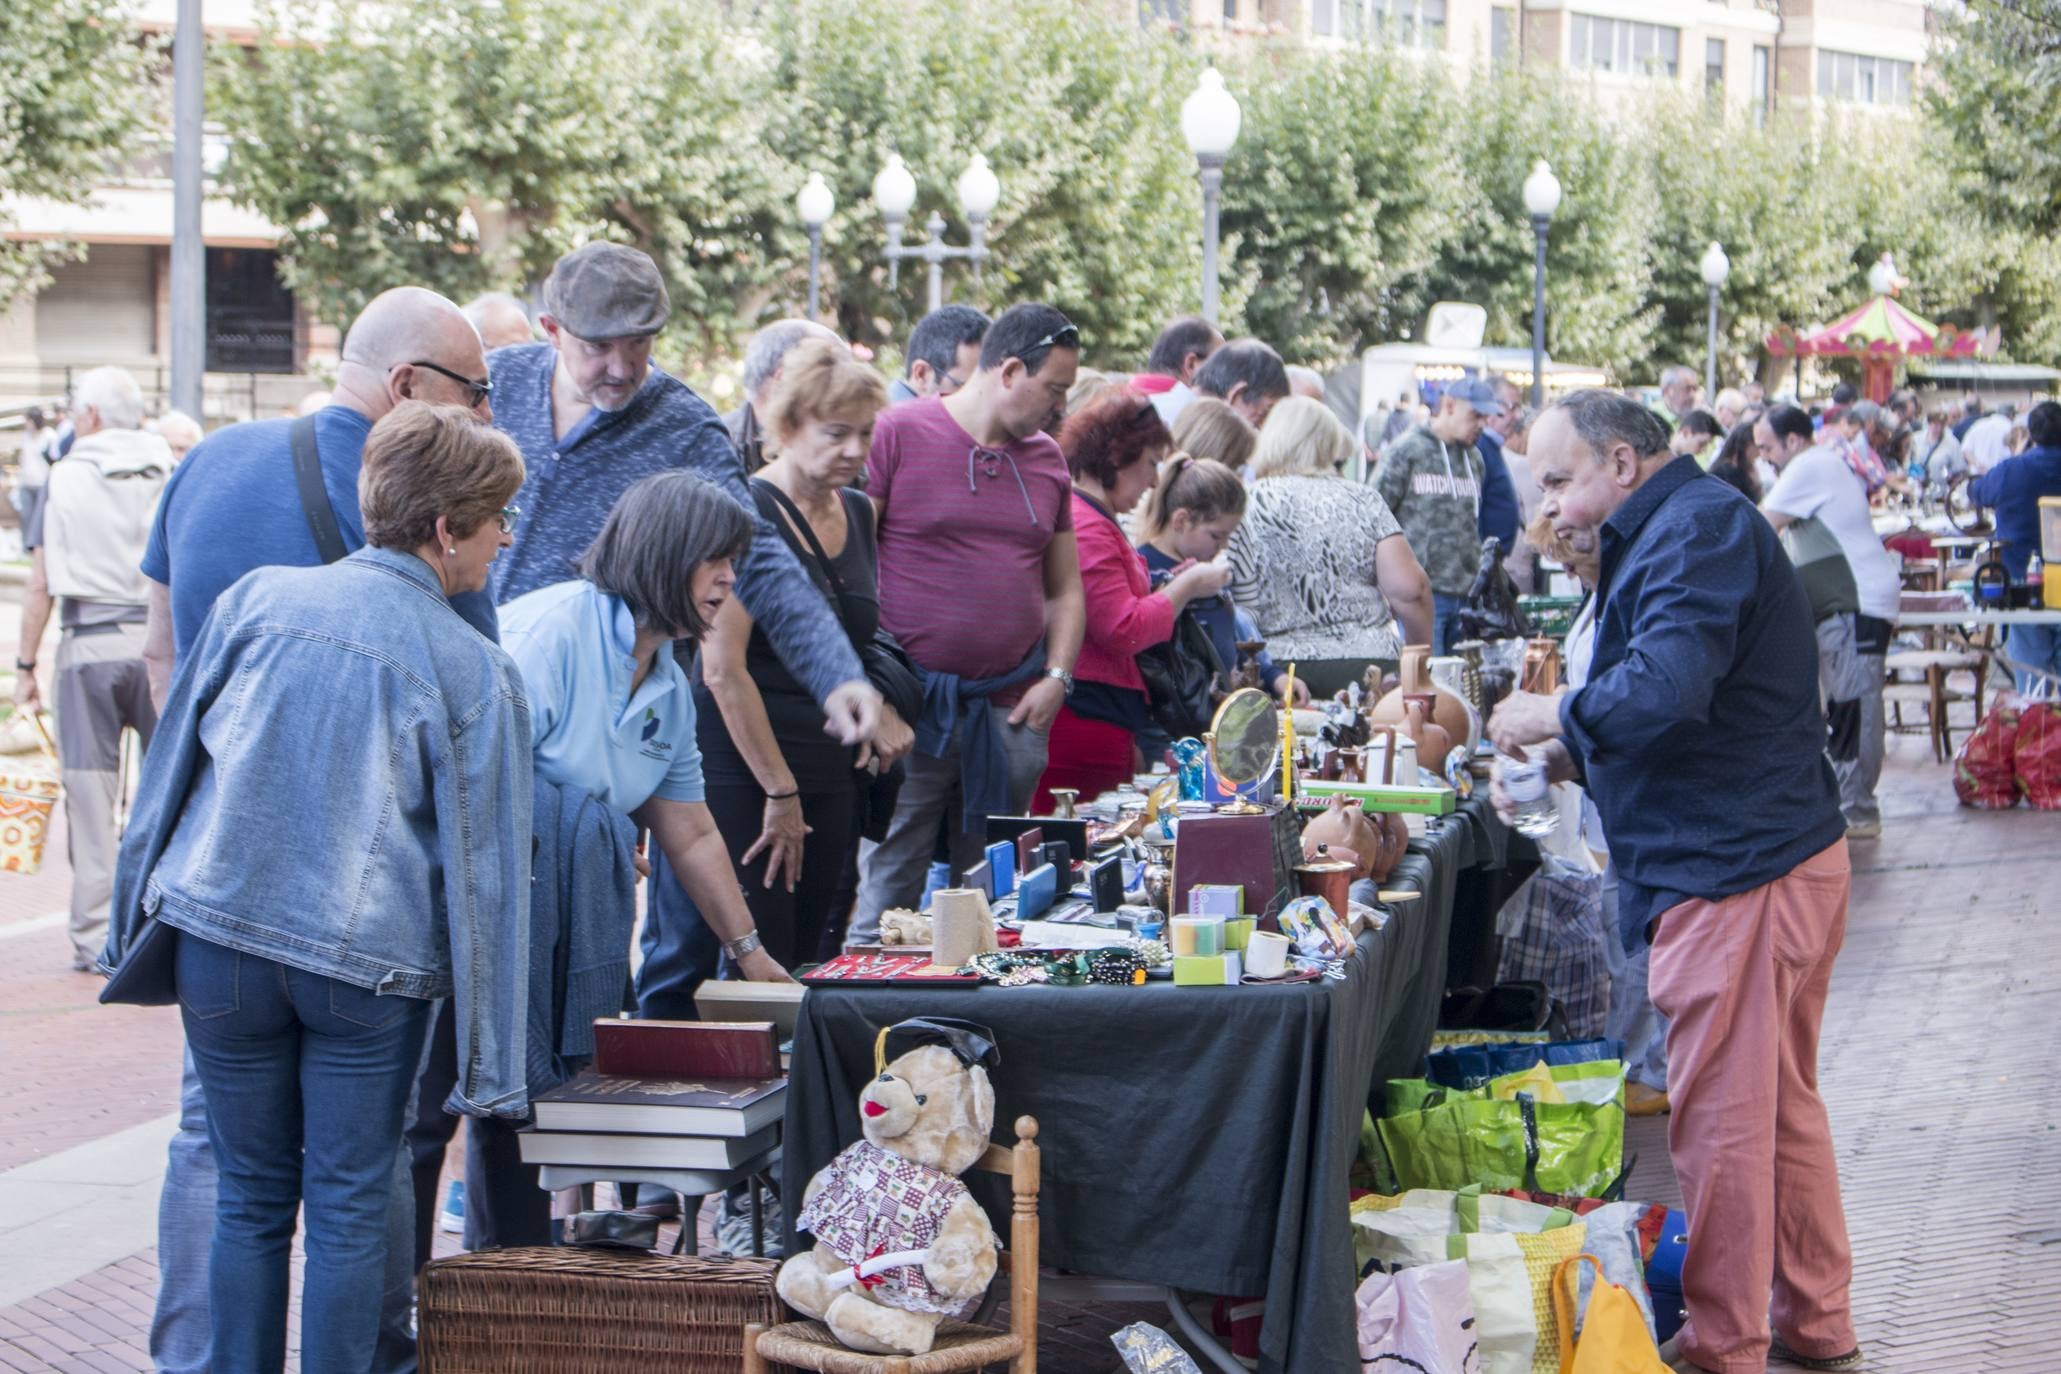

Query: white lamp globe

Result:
[796,173,835,229]
[957,153,1000,219]
[872,155,917,219]
[1182,67,1242,159]
[1699,241,1731,289]
[1522,159,1563,219]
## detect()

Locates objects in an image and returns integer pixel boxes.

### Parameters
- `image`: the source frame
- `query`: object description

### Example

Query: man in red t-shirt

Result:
[851,303,1087,941]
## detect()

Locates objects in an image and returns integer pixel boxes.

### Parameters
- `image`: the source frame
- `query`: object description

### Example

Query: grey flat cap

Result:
[542,242,671,339]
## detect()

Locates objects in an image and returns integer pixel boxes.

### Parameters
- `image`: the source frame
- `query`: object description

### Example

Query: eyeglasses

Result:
[1009,324,1080,364]
[410,360,494,408]
[496,504,521,534]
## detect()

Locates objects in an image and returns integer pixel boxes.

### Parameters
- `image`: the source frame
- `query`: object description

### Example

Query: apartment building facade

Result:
[1171,0,1936,119]
[0,0,325,422]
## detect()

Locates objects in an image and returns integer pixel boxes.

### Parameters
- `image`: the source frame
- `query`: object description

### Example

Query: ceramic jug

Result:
[1371,644,1474,752]
[1400,695,1452,777]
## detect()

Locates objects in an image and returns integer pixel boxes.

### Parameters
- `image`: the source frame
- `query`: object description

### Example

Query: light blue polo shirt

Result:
[499,579,705,813]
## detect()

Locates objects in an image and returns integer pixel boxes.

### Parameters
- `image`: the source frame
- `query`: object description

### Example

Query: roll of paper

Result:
[1246,929,1293,979]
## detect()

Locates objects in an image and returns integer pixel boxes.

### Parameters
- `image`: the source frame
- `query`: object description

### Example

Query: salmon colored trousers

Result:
[1647,838,1858,1374]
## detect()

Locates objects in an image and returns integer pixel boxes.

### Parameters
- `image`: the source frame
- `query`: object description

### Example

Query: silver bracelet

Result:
[724,929,764,960]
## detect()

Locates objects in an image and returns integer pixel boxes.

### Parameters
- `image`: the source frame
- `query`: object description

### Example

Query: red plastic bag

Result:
[2013,702,2061,810]
[1953,695,2022,809]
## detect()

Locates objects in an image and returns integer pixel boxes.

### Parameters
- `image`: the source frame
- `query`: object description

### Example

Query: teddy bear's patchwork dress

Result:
[795,1139,995,1315]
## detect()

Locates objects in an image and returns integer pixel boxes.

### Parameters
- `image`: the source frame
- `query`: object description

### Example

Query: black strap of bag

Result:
[289,414,350,565]
[756,478,856,610]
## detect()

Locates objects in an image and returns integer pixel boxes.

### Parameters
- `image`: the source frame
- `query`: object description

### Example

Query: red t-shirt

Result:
[866,396,1073,681]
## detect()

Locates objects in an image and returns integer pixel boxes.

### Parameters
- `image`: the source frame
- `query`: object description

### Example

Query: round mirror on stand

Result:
[1206,687,1280,814]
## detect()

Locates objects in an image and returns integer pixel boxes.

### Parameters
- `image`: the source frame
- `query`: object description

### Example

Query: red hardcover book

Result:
[590,1019,780,1080]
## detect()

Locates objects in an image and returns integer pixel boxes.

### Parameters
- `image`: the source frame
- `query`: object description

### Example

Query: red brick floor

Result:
[2,714,2054,1370]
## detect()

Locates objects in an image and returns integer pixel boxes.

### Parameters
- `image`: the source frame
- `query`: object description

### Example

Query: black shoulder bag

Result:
[290,414,350,564]
[755,481,921,724]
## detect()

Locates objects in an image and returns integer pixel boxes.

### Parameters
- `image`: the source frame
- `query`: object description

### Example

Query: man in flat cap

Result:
[484,241,879,740]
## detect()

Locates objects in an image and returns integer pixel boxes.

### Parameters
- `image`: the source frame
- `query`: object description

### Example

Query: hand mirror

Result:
[1206,686,1279,813]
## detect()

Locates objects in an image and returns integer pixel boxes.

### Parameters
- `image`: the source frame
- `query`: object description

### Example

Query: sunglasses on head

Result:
[1010,324,1080,363]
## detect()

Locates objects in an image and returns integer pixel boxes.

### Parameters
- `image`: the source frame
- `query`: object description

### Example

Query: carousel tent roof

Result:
[1765,294,1994,360]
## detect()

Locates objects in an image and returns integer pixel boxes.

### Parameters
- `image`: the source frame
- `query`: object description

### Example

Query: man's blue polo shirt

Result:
[499,579,704,815]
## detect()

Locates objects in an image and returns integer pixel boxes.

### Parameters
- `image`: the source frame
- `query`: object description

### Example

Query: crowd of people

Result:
[7,231,2057,1374]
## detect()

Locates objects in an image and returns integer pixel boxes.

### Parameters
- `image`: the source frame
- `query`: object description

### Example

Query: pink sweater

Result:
[1071,491,1176,693]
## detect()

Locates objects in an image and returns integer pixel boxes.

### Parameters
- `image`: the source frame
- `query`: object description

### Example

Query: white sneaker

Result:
[1844,818,1881,840]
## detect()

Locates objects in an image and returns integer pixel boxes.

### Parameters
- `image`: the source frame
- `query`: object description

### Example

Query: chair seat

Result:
[1887,650,1985,671]
[754,1318,1024,1373]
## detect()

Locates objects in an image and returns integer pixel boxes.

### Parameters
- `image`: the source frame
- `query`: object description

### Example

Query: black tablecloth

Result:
[782,798,1505,1373]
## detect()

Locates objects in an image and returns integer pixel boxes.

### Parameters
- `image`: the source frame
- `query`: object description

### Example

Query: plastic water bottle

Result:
[1503,754,1559,838]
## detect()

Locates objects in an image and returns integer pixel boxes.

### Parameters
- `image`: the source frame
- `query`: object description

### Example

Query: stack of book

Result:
[515,1020,786,1173]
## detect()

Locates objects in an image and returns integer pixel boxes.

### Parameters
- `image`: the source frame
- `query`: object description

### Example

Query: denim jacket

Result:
[109,547,535,1117]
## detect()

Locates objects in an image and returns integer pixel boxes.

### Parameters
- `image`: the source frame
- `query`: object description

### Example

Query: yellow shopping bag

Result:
[0,713,60,875]
[1551,1254,1668,1374]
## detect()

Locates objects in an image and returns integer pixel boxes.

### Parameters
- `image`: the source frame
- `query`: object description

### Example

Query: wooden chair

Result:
[1886,632,1992,763]
[743,1116,1040,1374]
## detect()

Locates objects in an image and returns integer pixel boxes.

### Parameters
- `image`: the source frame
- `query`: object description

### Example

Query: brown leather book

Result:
[590,1019,779,1081]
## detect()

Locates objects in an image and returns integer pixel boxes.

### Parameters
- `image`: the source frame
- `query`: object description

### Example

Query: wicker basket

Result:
[418,1247,783,1374]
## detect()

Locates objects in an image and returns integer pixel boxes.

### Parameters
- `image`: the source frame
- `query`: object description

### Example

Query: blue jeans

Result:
[158,1056,426,1374]
[178,935,432,1374]
[1432,592,1465,654]
[636,852,722,1020]
[2007,620,2061,692]
[1598,861,1669,1092]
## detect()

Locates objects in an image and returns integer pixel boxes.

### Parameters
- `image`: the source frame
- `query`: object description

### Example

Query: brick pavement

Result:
[1,719,2055,1371]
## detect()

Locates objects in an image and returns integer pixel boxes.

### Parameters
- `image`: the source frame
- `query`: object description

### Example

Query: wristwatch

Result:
[723,929,764,960]
[1044,667,1076,697]
[13,659,33,673]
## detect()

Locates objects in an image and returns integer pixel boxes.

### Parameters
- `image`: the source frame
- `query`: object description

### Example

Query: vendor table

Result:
[783,797,1511,1374]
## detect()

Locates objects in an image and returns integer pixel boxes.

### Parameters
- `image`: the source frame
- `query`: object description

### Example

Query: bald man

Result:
[136,284,494,1374]
[728,316,844,469]
[465,290,536,350]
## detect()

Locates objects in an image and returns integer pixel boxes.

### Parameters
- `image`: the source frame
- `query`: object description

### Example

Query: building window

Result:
[1224,0,1238,20]
[1705,37,1725,94]
[1337,0,1447,49]
[1816,49,1914,106]
[1569,14,1679,78]
[1753,43,1772,121]
[1491,6,1516,67]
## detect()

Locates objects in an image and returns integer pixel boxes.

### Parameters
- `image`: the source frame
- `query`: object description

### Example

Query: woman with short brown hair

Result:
[108,400,532,1374]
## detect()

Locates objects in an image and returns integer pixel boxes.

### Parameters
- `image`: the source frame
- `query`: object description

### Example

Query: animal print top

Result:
[1227,474,1406,664]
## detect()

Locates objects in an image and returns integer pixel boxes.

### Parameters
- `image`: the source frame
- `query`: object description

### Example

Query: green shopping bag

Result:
[1374,1065,1628,1199]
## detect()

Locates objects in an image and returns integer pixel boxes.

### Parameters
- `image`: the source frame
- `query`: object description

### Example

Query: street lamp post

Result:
[1700,241,1731,401]
[1521,159,1562,410]
[796,172,835,322]
[1181,66,1242,324]
[873,153,1000,312]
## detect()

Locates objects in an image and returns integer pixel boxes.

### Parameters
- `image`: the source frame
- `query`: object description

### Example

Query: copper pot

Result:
[1295,855,1354,915]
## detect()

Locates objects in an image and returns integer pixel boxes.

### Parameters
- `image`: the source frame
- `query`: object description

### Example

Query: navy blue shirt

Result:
[1557,456,1844,943]
[1476,428,1521,550]
[484,344,861,706]
[1138,543,1285,694]
[141,406,497,657]
[1967,445,2061,581]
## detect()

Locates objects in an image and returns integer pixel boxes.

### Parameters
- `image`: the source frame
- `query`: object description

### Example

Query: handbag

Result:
[754,481,921,724]
[1136,607,1223,739]
[1550,1254,1669,1374]
[0,711,62,875]
[100,885,181,1006]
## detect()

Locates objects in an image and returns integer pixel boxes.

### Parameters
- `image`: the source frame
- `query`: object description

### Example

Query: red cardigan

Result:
[1071,491,1176,693]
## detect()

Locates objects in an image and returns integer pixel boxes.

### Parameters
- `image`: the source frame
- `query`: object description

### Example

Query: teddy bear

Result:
[777,1017,1003,1356]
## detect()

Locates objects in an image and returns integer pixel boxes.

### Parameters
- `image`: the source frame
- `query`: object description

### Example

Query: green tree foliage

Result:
[1217,47,1461,368]
[1423,73,1659,380]
[215,0,779,362]
[209,0,2061,378]
[0,0,159,308]
[755,0,1201,364]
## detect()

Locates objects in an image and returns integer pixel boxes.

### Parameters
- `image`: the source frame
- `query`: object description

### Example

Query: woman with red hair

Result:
[1034,389,1230,809]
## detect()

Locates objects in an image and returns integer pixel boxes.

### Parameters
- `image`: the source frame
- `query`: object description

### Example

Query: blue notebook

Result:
[1015,862,1059,921]
[984,840,1017,899]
